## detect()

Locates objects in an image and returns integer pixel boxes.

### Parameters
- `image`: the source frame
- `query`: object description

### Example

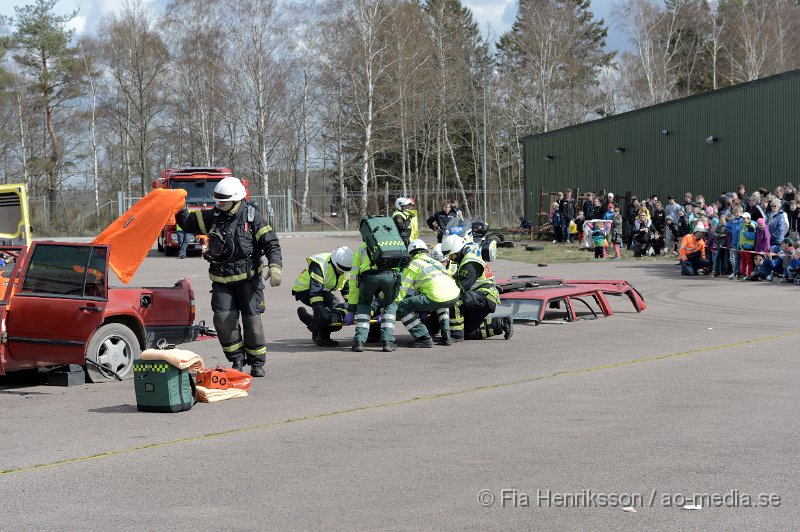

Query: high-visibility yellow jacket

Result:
[392,208,418,242]
[396,253,459,303]
[679,234,706,261]
[347,243,391,306]
[292,253,349,305]
[456,253,500,304]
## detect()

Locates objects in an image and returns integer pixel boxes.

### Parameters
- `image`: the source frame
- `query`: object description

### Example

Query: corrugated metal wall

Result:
[522,69,800,219]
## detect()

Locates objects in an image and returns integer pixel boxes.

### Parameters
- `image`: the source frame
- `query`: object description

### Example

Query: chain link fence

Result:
[28,187,524,237]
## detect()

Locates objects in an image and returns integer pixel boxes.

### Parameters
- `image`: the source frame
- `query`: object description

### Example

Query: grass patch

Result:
[498,241,677,265]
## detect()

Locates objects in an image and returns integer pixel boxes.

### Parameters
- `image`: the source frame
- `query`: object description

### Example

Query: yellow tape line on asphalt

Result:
[2,329,798,478]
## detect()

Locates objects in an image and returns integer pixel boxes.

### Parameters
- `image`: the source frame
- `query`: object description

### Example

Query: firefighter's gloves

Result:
[265,264,282,287]
[343,312,355,326]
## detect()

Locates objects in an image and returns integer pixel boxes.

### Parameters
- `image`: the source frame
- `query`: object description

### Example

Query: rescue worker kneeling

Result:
[441,235,513,341]
[293,247,354,347]
[395,239,460,348]
[679,222,711,276]
[175,176,282,377]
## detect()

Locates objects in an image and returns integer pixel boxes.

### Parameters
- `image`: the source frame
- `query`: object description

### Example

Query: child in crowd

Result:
[677,210,689,238]
[574,211,585,243]
[750,246,782,282]
[592,221,607,260]
[789,201,799,240]
[739,212,757,278]
[664,215,678,255]
[551,201,561,244]
[726,206,744,279]
[711,214,729,277]
[707,217,720,276]
[755,217,771,256]
[611,206,623,259]
[780,239,795,280]
[603,203,615,220]
[788,244,800,283]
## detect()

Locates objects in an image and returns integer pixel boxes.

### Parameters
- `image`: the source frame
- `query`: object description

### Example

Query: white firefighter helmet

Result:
[441,234,467,256]
[331,246,354,272]
[213,177,247,202]
[395,197,413,211]
[408,239,428,255]
[693,221,707,234]
[430,243,444,262]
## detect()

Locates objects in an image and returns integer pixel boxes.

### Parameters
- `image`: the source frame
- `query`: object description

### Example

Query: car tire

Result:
[85,323,140,383]
[525,245,543,252]
[157,237,165,252]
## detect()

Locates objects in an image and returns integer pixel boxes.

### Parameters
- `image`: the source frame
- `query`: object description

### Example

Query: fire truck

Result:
[152,167,249,255]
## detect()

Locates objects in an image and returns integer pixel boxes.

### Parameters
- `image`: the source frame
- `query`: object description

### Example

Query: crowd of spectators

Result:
[549,183,800,281]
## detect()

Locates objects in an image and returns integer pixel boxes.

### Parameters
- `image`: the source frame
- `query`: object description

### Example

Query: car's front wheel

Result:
[85,323,140,383]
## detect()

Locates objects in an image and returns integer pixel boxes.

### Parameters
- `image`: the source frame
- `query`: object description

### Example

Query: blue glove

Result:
[343,312,355,326]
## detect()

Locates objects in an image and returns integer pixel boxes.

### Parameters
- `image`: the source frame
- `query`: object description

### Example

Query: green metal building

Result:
[521,69,800,220]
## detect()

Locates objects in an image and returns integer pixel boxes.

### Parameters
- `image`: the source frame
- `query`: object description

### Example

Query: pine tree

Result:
[5,0,82,221]
[498,0,614,132]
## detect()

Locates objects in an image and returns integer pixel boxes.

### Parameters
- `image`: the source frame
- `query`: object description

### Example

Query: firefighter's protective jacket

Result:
[176,201,282,284]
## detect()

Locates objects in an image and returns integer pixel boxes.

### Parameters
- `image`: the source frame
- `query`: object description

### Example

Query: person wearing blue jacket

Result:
[766,198,787,246]
[751,245,782,282]
[725,207,744,279]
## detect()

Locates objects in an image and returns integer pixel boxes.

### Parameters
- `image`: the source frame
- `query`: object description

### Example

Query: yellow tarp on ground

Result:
[93,189,187,284]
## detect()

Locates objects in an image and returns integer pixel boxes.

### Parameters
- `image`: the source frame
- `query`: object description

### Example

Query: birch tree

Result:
[221,0,287,214]
[5,0,82,220]
[164,0,229,166]
[97,1,170,196]
[613,0,687,104]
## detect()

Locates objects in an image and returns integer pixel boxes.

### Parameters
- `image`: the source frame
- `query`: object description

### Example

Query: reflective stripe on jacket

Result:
[292,253,348,303]
[175,200,282,284]
[679,234,706,261]
[392,209,418,242]
[458,253,499,304]
[396,254,459,303]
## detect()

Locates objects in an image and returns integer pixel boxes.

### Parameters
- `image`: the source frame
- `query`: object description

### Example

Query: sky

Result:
[1,0,629,53]
[463,0,628,52]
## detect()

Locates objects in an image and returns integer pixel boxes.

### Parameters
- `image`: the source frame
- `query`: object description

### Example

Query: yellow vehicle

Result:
[0,183,32,247]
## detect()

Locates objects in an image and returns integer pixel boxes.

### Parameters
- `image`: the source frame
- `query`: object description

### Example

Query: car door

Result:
[6,243,109,366]
[0,183,32,246]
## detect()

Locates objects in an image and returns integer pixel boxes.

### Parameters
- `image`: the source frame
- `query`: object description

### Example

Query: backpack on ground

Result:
[360,215,410,269]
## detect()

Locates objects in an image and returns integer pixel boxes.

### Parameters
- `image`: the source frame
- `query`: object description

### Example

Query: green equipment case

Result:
[360,216,410,270]
[133,359,195,413]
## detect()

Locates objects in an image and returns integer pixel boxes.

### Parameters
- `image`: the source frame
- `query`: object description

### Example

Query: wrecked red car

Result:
[495,276,646,324]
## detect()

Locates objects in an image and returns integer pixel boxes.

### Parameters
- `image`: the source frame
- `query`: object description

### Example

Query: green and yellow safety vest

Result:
[457,253,500,304]
[292,253,349,303]
[392,208,418,242]
[396,253,459,303]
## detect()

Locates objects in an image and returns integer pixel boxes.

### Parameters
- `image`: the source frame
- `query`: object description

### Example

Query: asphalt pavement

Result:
[1,235,797,530]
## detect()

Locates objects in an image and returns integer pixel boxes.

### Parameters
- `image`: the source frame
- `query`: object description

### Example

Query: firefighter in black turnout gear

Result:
[175,177,282,377]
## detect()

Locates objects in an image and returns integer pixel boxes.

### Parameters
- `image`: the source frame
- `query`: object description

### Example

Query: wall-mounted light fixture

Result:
[614,147,626,154]
[544,154,554,161]
[661,129,670,136]
[706,135,718,143]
